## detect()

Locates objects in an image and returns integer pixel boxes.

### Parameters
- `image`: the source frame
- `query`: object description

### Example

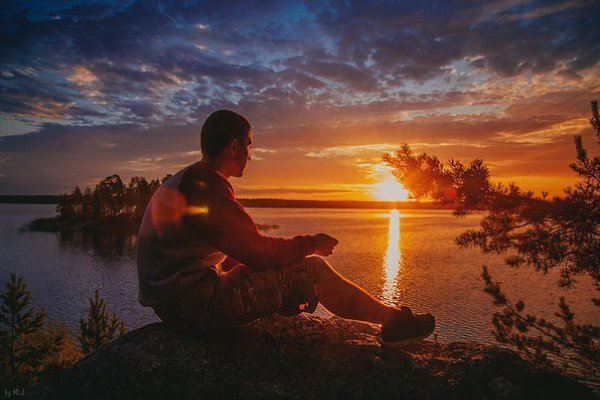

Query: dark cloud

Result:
[314,0,599,80]
[1,0,595,122]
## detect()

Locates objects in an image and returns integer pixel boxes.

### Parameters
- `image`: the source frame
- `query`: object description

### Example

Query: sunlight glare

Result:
[382,209,401,305]
[373,177,409,202]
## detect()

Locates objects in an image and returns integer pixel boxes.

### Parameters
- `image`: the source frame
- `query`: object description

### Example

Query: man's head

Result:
[201,110,252,178]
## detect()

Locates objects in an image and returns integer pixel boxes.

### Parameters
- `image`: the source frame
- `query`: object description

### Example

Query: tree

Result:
[0,274,64,386]
[126,176,152,220]
[79,290,126,354]
[53,173,167,225]
[383,100,599,380]
[28,321,82,381]
[56,187,85,221]
[161,173,173,184]
[96,175,126,218]
[82,187,93,219]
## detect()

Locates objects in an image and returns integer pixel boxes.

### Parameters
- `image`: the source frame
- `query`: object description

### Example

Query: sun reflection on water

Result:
[382,209,401,305]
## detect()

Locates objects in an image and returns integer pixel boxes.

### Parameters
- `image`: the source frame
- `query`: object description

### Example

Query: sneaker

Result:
[378,306,435,347]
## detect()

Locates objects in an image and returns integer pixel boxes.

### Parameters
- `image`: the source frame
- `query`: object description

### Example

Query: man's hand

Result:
[312,233,339,256]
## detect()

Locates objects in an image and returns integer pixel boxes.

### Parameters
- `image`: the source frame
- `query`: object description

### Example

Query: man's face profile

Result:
[232,129,253,178]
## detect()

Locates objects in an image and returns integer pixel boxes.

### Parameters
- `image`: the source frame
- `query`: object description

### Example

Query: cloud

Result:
[0,0,598,197]
[305,144,395,158]
[0,122,200,194]
[2,0,596,125]
[68,66,98,84]
[314,0,599,80]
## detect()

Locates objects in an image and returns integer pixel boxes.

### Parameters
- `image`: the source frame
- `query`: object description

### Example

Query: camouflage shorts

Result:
[153,256,320,336]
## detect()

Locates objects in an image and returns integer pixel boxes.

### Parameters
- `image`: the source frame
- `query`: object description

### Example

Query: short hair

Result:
[201,110,251,157]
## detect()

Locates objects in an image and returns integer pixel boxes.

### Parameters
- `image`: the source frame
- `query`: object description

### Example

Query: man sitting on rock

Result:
[136,109,435,347]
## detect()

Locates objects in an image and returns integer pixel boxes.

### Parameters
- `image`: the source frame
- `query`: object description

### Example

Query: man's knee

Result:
[305,255,334,279]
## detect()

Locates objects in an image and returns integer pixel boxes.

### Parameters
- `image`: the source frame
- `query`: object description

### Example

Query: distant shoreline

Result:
[238,198,450,210]
[0,195,60,204]
[0,194,450,210]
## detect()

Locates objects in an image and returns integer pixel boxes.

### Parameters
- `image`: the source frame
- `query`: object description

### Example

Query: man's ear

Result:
[227,139,238,155]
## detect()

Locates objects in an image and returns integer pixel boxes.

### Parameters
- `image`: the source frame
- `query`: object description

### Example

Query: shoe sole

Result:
[376,332,432,348]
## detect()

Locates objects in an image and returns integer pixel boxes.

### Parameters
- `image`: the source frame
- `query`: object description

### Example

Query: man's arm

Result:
[182,173,316,270]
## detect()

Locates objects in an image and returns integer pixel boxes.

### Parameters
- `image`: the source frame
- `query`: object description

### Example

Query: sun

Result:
[373,177,410,201]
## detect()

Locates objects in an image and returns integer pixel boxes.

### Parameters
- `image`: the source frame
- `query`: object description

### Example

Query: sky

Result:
[0,0,599,200]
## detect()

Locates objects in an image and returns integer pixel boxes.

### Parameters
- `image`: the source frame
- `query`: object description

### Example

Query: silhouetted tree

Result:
[91,186,101,220]
[55,173,170,225]
[82,187,93,219]
[127,176,152,220]
[384,100,600,380]
[97,175,125,217]
[161,173,173,184]
[79,290,125,354]
[148,178,161,194]
[0,274,63,386]
[30,322,82,383]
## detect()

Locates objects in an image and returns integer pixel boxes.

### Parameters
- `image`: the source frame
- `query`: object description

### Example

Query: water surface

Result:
[0,204,596,345]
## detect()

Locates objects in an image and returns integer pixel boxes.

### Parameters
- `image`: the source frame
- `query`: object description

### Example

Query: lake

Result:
[0,203,597,346]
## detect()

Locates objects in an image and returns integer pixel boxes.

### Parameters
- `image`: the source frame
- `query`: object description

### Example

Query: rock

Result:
[32,315,595,400]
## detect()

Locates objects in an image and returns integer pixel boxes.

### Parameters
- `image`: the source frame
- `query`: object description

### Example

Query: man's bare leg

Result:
[309,256,396,324]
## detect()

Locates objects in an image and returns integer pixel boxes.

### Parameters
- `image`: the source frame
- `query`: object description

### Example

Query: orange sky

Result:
[231,85,598,201]
[0,1,599,200]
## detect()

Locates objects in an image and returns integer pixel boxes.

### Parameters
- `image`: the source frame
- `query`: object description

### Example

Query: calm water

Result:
[0,204,597,345]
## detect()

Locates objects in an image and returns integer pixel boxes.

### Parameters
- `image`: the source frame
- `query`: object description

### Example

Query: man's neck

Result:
[201,157,230,179]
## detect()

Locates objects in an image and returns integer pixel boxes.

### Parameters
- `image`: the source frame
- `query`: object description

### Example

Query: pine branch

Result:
[482,266,599,373]
[79,289,125,354]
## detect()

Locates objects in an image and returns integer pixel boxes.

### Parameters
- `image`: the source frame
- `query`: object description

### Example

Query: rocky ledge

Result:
[32,315,595,400]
